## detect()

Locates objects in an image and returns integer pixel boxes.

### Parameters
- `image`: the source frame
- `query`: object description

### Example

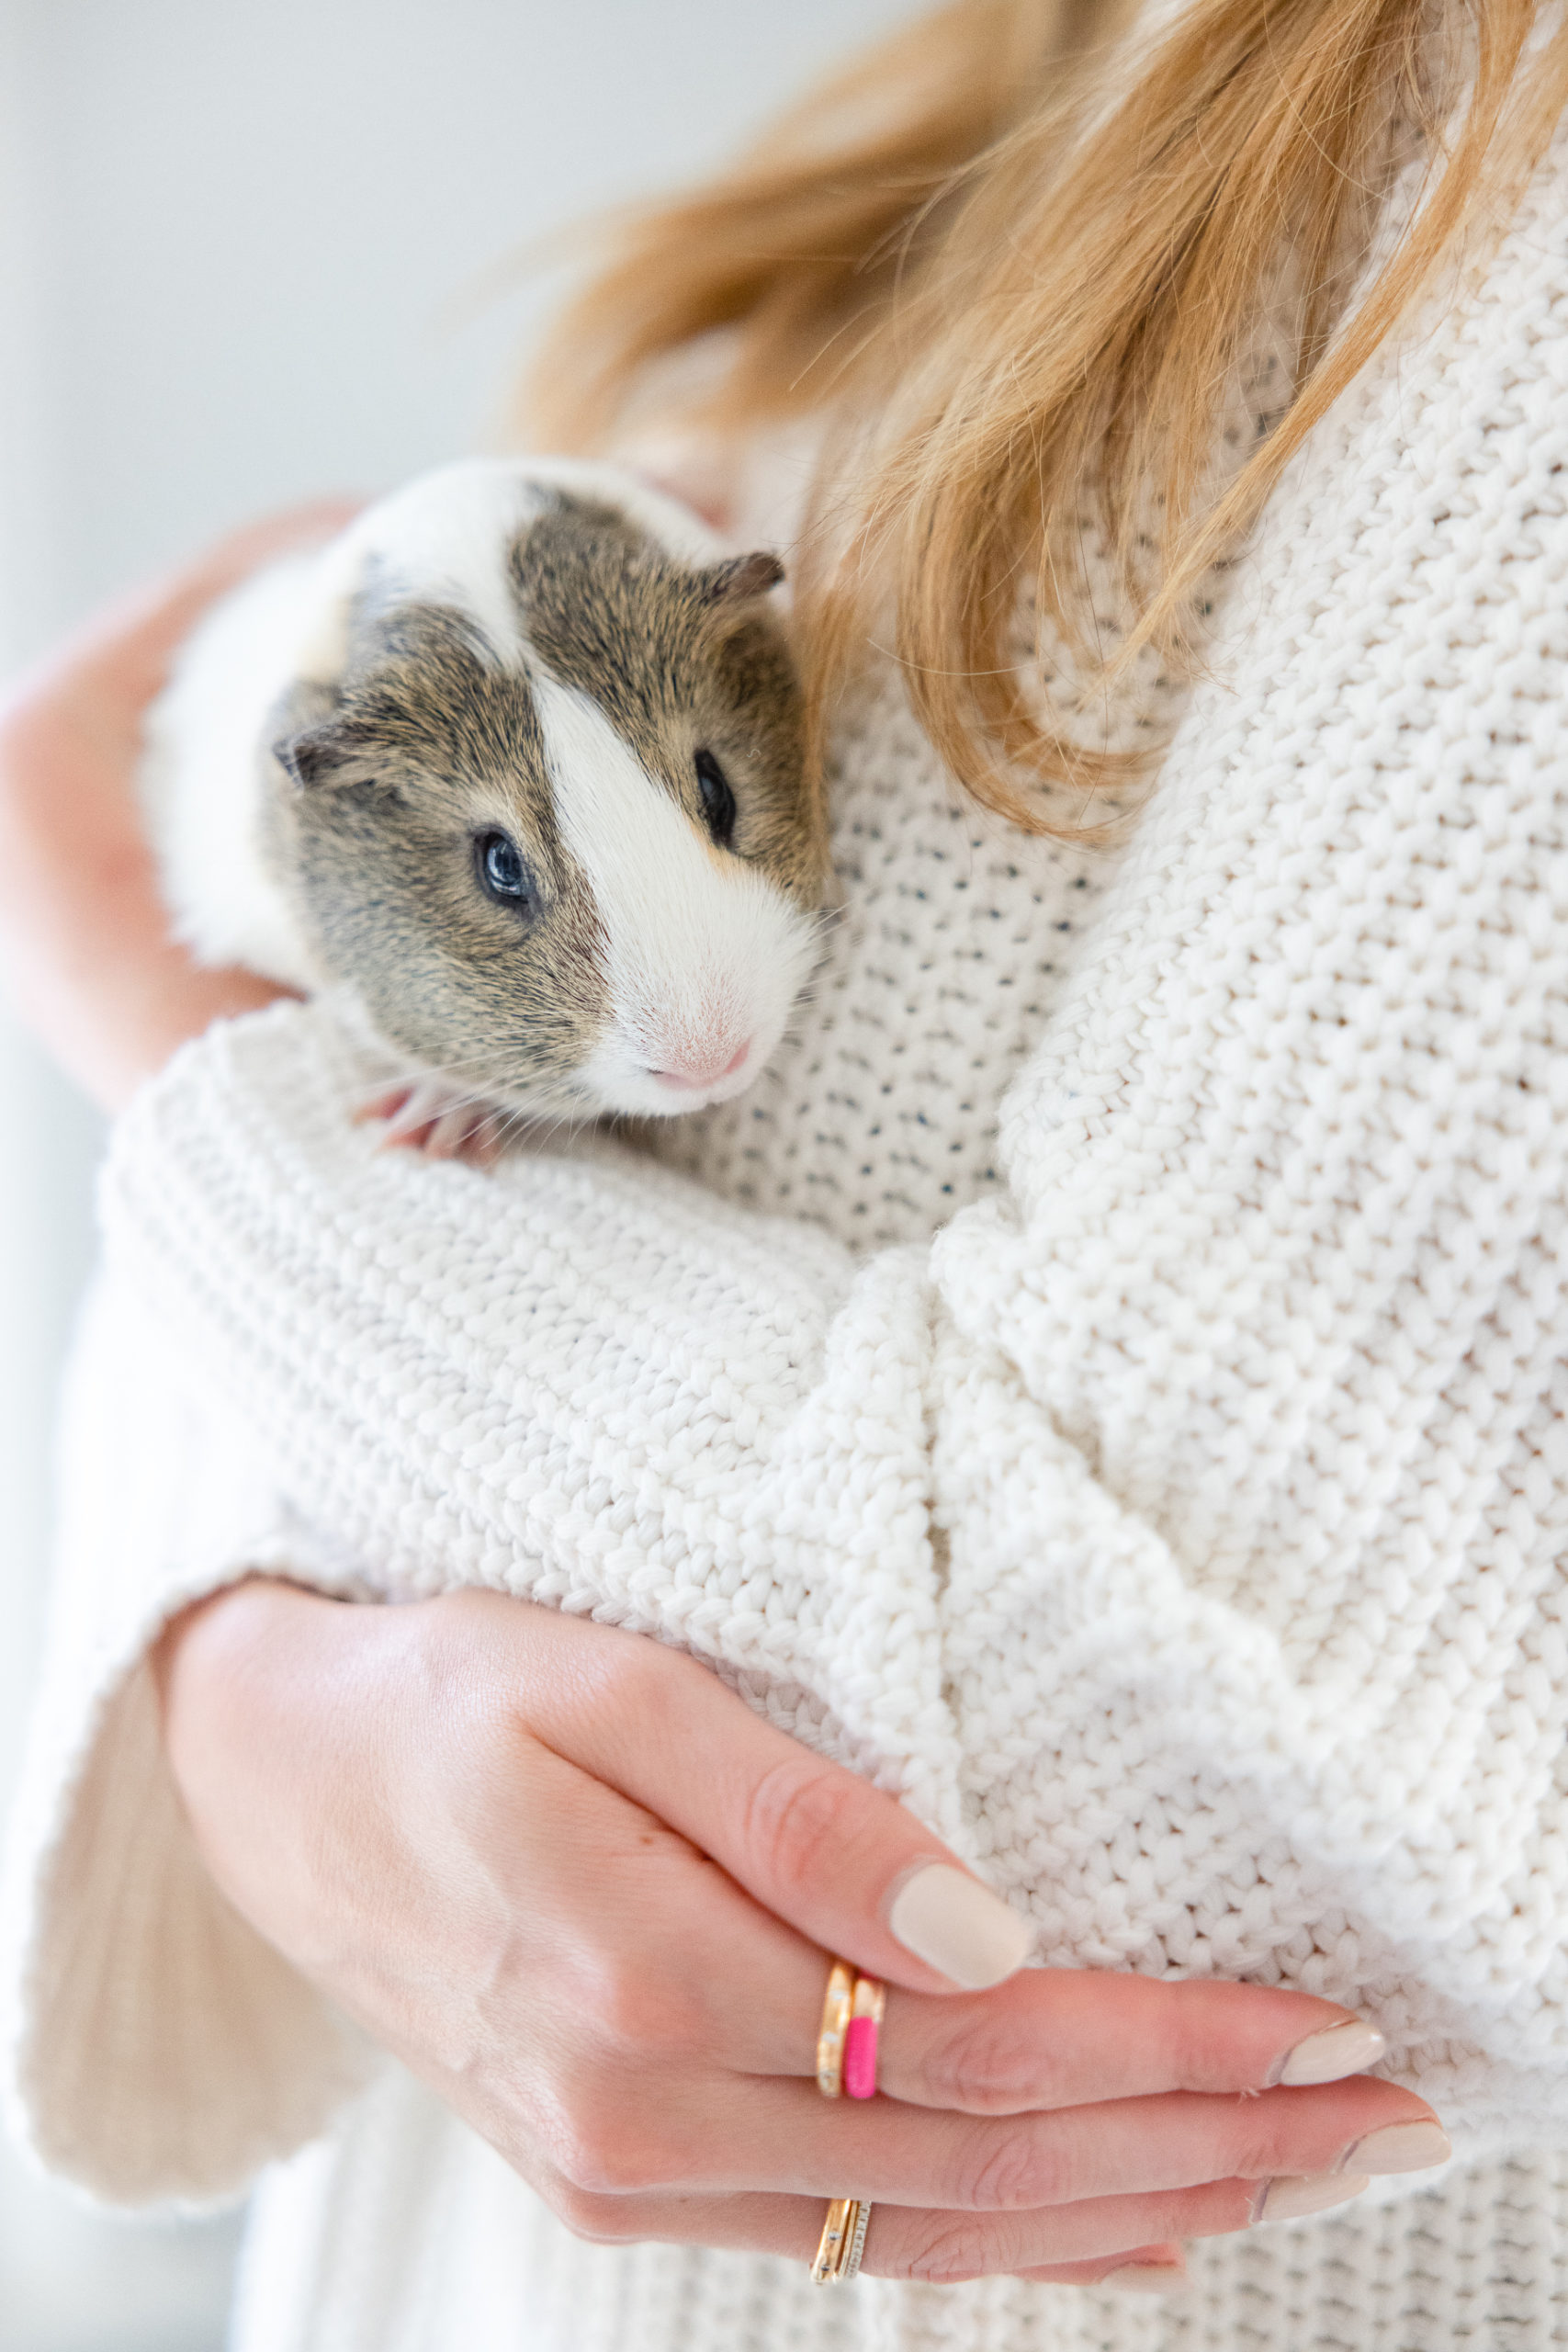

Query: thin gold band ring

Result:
[810,2195,871,2285]
[816,1960,854,2098]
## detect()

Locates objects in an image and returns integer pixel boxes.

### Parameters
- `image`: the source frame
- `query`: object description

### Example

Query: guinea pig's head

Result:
[265,469,829,1123]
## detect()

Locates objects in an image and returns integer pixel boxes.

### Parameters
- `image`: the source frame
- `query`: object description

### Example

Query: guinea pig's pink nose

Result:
[651,1039,751,1091]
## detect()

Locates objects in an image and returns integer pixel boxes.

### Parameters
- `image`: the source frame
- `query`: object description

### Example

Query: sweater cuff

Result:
[1,1274,377,2207]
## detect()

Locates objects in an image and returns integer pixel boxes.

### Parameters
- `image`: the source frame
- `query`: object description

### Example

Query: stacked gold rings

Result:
[810,1957,886,2284]
[810,2195,872,2285]
[816,1959,886,2100]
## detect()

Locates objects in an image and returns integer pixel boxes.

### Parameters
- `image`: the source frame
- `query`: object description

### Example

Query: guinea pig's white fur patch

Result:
[141,548,333,988]
[298,458,730,682]
[533,676,818,1116]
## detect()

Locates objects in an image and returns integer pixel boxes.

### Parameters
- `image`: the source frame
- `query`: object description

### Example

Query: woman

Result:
[2,0,1565,2346]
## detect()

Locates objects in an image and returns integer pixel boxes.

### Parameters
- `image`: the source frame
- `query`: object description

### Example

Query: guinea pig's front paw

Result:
[355,1080,507,1170]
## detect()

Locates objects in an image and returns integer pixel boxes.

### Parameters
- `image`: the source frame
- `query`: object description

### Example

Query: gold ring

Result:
[839,2198,872,2281]
[810,2195,872,2284]
[816,1958,854,2098]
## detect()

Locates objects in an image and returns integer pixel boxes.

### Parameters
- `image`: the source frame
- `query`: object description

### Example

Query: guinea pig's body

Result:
[141,458,827,1135]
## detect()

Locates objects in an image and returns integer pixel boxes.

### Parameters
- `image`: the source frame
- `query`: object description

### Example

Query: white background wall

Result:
[0,3,913,2342]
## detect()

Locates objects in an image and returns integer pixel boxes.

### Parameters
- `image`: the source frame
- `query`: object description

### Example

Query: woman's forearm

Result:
[0,507,352,1109]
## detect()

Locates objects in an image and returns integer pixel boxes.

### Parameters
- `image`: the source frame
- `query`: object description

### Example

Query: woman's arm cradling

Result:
[0,504,354,1109]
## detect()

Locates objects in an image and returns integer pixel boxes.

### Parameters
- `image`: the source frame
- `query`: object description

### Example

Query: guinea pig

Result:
[140,458,828,1157]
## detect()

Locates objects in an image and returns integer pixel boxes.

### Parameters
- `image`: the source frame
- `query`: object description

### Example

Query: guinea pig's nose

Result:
[650,1039,751,1091]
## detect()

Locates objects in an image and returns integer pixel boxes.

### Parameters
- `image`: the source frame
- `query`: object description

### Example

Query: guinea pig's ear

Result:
[273,722,357,791]
[699,550,785,604]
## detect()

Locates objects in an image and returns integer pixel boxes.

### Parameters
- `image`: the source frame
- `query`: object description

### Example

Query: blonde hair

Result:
[526,0,1568,829]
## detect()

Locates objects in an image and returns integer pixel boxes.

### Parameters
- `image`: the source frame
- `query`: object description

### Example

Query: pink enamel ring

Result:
[844,1973,886,2100]
[817,1960,887,2099]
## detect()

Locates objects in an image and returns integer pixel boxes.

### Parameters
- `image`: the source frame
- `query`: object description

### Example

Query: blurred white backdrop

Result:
[0,3,913,2343]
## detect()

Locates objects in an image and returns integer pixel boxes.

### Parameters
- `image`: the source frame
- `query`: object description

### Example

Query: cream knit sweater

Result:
[6,104,1568,2352]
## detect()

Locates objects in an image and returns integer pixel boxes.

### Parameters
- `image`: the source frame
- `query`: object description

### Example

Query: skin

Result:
[0,514,1450,2290]
[0,507,354,1109]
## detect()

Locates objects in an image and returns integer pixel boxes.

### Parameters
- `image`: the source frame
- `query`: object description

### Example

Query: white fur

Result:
[297,458,730,678]
[534,677,818,1118]
[139,549,327,989]
[296,463,544,677]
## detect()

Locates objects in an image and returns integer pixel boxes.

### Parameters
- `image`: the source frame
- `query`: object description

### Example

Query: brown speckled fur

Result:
[513,497,822,907]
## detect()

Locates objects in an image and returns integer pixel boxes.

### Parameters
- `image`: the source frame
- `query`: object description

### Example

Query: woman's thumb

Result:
[515,1602,1033,1993]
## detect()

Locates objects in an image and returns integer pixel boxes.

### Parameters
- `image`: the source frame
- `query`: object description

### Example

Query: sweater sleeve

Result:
[13,155,1568,2205]
[1,1276,378,2205]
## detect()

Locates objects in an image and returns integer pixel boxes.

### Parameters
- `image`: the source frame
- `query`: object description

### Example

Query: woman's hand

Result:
[158,1581,1450,2291]
[0,503,356,1112]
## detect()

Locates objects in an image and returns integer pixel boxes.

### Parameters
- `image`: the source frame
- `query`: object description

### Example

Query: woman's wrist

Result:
[154,1577,383,1983]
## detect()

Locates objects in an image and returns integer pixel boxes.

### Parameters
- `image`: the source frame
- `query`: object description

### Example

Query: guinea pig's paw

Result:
[355,1081,506,1170]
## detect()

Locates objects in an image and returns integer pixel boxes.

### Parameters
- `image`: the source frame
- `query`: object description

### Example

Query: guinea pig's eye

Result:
[694,749,737,849]
[474,829,539,914]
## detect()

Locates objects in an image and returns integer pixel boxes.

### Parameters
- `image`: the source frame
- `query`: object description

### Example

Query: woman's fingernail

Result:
[1269,2018,1386,2086]
[1101,2264,1192,2294]
[1342,2120,1451,2176]
[886,1865,1032,1989]
[1253,2170,1371,2224]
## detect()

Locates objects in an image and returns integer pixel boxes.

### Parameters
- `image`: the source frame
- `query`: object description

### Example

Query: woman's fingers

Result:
[495,1596,1395,2087]
[1032,2245,1189,2292]
[446,1683,1445,2221]
[501,1596,1030,1992]
[543,2170,1343,2279]
[705,1928,1394,2110]
[453,1777,1445,2222]
[624,2070,1444,2207]
[874,1967,1393,2111]
[860,2170,1356,2277]
[495,1599,1395,2089]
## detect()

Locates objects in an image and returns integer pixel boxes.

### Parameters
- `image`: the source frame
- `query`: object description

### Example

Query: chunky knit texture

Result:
[6,103,1568,2352]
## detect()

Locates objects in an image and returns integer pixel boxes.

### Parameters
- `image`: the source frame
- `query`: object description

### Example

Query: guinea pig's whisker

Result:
[396,1055,496,1085]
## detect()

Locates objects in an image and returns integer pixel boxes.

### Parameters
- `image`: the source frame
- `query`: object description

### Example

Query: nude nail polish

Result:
[886,1864,1032,1988]
[1253,2170,1371,2224]
[1101,2264,1192,2294]
[1269,2018,1386,2086]
[1342,2121,1451,2176]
